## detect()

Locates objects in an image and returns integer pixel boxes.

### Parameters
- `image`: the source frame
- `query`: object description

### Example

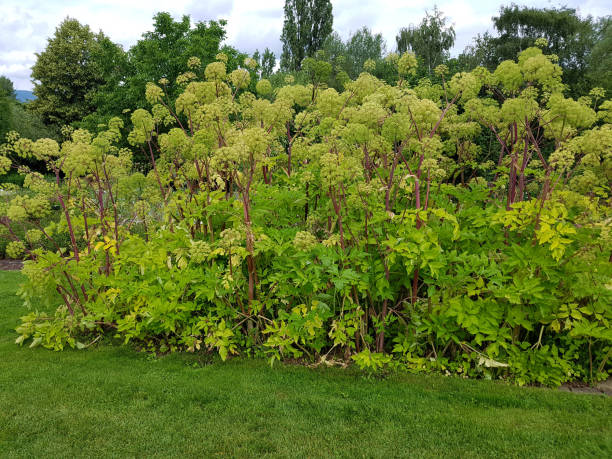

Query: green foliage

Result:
[77,13,245,167]
[396,6,456,76]
[280,0,334,71]
[587,17,612,95]
[0,93,11,141]
[7,103,58,141]
[260,48,276,78]
[3,47,611,387]
[0,76,15,99]
[15,306,88,351]
[0,76,58,143]
[0,76,16,141]
[460,5,603,96]
[30,18,125,127]
[321,27,387,80]
[121,13,228,105]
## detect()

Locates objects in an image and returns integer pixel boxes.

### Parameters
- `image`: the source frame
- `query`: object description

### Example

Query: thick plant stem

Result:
[329,188,346,250]
[147,140,167,202]
[376,299,388,352]
[286,122,293,176]
[241,185,257,312]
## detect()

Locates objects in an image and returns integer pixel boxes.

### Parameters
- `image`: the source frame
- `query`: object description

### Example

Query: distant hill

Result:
[15,90,35,103]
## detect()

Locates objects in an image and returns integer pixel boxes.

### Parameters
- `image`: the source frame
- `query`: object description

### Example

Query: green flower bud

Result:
[6,241,25,259]
[190,240,211,263]
[293,231,318,251]
[0,156,10,175]
[256,79,272,96]
[230,69,250,89]
[398,52,417,77]
[205,61,226,81]
[145,83,164,105]
[187,56,202,70]
[25,229,43,244]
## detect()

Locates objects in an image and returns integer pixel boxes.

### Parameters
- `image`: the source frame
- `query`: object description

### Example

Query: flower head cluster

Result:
[189,240,211,263]
[363,59,376,73]
[5,195,51,221]
[220,228,243,250]
[256,79,272,96]
[293,231,318,251]
[128,110,155,145]
[244,57,257,70]
[398,52,418,77]
[145,83,164,104]
[25,229,43,244]
[0,155,10,175]
[205,62,226,81]
[6,240,25,259]
[215,53,228,63]
[176,71,197,85]
[230,69,250,89]
[187,56,202,70]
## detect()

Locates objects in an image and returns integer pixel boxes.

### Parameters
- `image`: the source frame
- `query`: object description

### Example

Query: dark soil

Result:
[0,259,23,271]
[559,378,612,396]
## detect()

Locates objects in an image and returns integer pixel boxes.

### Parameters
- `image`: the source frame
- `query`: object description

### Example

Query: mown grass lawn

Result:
[0,270,610,458]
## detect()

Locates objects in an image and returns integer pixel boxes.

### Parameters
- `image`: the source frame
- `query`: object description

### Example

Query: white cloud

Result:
[1,0,609,89]
[210,0,285,56]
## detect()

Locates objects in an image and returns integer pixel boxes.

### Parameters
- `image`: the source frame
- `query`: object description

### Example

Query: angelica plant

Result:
[3,47,610,387]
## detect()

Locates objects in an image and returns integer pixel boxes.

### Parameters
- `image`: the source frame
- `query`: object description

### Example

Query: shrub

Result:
[1,52,610,386]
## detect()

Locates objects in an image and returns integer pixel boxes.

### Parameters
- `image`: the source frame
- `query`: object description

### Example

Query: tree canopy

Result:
[128,13,228,100]
[261,48,276,77]
[396,7,455,75]
[280,0,333,71]
[460,5,603,96]
[0,75,56,143]
[0,76,15,100]
[321,28,387,76]
[586,17,612,95]
[80,12,243,134]
[30,18,124,127]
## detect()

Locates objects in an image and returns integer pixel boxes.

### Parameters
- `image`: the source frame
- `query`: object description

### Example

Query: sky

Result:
[1,0,609,90]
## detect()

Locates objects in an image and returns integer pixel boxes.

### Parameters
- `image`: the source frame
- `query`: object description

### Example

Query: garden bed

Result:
[0,259,22,271]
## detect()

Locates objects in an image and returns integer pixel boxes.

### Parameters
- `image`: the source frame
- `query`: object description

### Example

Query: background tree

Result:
[30,18,125,127]
[0,76,55,143]
[8,103,57,141]
[460,6,601,96]
[80,12,240,133]
[261,48,276,77]
[455,32,496,72]
[396,7,455,75]
[320,32,345,65]
[318,27,389,87]
[344,27,386,78]
[280,0,333,71]
[0,76,15,140]
[586,17,611,95]
[127,13,227,100]
[0,76,15,99]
